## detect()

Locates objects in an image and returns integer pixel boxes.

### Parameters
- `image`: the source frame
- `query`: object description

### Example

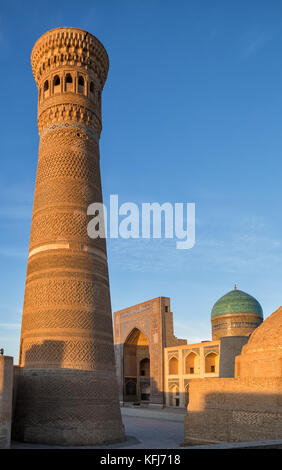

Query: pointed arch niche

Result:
[123,328,150,402]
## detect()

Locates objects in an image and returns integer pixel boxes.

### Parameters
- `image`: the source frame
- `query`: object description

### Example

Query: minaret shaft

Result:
[13,27,125,446]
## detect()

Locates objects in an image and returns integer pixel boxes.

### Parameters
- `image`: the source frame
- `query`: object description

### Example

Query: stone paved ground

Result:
[11,415,282,449]
[11,415,184,449]
[121,415,184,448]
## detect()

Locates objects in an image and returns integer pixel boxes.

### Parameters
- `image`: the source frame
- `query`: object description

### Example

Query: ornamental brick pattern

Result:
[13,27,124,445]
[211,313,263,340]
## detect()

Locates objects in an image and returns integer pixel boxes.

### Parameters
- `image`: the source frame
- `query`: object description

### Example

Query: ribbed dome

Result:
[244,306,282,352]
[211,288,263,319]
[235,306,282,378]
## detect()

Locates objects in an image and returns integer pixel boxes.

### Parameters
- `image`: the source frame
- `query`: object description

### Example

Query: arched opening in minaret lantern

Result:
[43,80,49,98]
[53,75,60,93]
[65,73,73,92]
[78,75,85,94]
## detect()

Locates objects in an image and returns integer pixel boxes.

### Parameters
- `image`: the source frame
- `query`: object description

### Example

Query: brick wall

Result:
[184,377,282,444]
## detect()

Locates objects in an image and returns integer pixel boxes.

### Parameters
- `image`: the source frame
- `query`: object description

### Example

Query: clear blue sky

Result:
[1,0,282,361]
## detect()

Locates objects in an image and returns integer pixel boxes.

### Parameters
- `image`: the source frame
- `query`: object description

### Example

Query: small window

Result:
[65,74,73,92]
[78,75,85,94]
[44,80,49,91]
[190,367,194,374]
[165,306,168,312]
[53,75,60,86]
[211,365,215,373]
[90,81,94,93]
[66,74,73,84]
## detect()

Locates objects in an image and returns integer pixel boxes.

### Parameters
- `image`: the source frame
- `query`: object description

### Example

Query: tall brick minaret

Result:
[13,27,125,445]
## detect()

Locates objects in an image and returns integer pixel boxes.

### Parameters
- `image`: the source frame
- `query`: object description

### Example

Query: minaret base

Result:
[13,368,125,446]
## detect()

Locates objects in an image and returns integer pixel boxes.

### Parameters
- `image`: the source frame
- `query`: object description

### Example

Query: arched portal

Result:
[168,356,179,375]
[185,352,200,374]
[123,328,150,402]
[205,352,219,373]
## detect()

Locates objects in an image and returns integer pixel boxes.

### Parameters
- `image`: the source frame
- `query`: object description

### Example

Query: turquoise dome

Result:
[211,288,263,319]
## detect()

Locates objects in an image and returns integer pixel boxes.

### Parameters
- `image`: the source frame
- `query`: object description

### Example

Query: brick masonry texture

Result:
[184,307,282,444]
[0,357,13,448]
[12,27,125,446]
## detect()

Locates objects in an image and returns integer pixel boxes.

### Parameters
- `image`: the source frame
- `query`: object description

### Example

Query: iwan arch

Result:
[113,287,263,408]
[114,297,186,406]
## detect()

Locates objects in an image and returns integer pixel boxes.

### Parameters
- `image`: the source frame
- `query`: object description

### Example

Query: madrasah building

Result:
[113,286,263,408]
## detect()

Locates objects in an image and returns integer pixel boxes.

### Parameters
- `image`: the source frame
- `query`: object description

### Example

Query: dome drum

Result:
[211,288,263,340]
